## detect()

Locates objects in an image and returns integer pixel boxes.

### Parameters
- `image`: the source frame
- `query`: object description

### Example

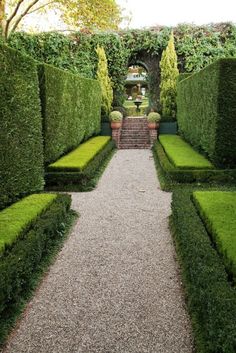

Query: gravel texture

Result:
[2,149,194,353]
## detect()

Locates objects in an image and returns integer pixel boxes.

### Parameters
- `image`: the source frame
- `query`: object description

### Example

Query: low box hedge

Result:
[159,135,214,169]
[0,193,72,344]
[0,194,57,254]
[46,137,115,186]
[48,136,111,172]
[171,189,236,353]
[193,191,236,281]
[153,140,236,185]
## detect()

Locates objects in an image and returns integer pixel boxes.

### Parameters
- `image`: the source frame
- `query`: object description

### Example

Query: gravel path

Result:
[2,149,193,353]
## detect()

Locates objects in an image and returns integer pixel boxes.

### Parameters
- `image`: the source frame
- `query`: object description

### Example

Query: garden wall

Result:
[177,58,236,168]
[0,44,44,209]
[38,64,102,164]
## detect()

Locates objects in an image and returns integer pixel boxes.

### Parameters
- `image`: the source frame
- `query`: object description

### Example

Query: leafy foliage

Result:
[1,0,122,39]
[147,112,161,122]
[160,32,179,120]
[109,111,122,122]
[5,23,236,108]
[96,45,113,120]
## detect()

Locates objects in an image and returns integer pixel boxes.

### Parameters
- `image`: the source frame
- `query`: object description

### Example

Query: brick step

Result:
[123,119,147,122]
[120,140,150,144]
[119,145,150,149]
[121,134,149,138]
[123,121,148,125]
[122,127,148,131]
[121,126,149,133]
[120,138,150,143]
[121,129,149,134]
[122,122,148,125]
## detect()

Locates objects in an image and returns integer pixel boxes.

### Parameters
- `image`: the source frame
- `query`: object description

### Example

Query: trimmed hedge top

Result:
[159,135,214,169]
[193,191,236,280]
[48,136,111,172]
[0,193,57,254]
[0,44,44,209]
[177,58,236,168]
[38,63,102,164]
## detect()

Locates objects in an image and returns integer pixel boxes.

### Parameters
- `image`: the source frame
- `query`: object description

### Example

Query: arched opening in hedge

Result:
[127,51,161,111]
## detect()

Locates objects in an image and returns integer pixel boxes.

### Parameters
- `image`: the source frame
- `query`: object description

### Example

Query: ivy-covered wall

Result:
[5,23,236,109]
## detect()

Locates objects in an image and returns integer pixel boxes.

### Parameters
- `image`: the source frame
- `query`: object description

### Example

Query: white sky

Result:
[22,0,236,32]
[117,0,236,28]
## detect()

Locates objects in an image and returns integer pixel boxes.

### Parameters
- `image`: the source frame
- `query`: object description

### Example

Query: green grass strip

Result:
[48,136,111,171]
[159,135,214,169]
[0,193,57,253]
[193,191,236,280]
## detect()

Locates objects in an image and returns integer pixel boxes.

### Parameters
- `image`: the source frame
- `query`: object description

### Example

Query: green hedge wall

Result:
[177,59,236,168]
[177,73,192,83]
[0,44,44,210]
[38,64,102,164]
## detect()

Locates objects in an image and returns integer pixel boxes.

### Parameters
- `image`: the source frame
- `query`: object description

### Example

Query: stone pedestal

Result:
[149,128,158,146]
[112,126,122,148]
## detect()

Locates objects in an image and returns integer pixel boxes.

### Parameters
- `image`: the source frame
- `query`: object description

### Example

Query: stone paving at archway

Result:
[2,150,193,353]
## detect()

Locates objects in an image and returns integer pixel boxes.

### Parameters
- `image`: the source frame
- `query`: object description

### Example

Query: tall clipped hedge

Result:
[38,64,102,164]
[0,44,44,209]
[177,59,236,168]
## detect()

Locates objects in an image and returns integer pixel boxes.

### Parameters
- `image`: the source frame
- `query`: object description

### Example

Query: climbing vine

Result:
[6,23,236,107]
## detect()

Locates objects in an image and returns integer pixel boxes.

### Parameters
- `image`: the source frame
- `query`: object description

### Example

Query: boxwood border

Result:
[153,140,236,185]
[45,140,115,188]
[0,193,75,346]
[171,189,236,353]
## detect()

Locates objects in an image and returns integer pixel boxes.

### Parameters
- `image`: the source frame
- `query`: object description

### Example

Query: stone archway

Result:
[128,50,160,110]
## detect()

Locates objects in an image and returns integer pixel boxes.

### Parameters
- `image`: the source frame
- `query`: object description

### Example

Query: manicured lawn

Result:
[193,191,236,279]
[48,136,111,172]
[159,135,214,169]
[0,194,57,253]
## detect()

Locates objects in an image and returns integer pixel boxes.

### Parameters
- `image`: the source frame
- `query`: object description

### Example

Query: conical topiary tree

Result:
[160,32,179,120]
[96,45,113,120]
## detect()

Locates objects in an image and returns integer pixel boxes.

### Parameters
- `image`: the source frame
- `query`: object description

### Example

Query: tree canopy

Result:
[0,0,122,39]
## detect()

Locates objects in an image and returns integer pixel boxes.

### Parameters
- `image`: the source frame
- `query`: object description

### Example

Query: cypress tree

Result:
[96,45,113,120]
[160,32,179,120]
